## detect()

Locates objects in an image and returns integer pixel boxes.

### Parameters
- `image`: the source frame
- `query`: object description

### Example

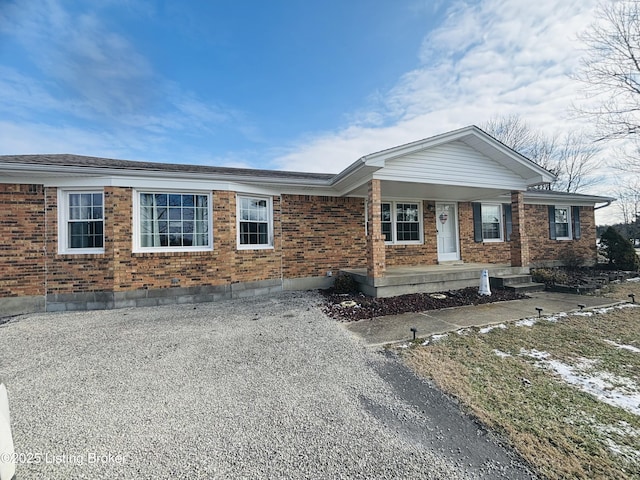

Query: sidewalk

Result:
[343,291,623,346]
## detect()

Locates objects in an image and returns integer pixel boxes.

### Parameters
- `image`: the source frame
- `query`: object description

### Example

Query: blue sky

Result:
[0,0,618,219]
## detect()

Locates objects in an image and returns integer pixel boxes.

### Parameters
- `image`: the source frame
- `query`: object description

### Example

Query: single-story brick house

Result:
[0,126,613,315]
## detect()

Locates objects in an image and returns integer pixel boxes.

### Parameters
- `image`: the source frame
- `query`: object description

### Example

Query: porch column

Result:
[510,191,530,267]
[367,179,386,278]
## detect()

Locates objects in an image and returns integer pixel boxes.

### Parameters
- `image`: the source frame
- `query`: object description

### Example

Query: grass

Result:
[402,281,640,480]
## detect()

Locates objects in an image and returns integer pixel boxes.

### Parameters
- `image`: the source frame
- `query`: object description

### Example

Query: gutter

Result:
[594,200,613,210]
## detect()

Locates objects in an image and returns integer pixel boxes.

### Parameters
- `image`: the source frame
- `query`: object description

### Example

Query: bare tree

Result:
[615,177,640,224]
[483,114,538,153]
[575,0,640,140]
[483,114,559,177]
[554,132,602,193]
[614,177,640,243]
[482,115,601,192]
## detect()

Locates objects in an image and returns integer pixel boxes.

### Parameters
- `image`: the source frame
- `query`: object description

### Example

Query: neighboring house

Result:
[0,126,613,314]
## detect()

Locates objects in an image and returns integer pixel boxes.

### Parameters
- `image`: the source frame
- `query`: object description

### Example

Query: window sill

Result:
[57,249,105,256]
[132,247,213,254]
[237,245,275,251]
[384,241,423,246]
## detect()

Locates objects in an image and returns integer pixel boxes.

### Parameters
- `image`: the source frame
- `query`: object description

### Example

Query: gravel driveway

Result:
[0,291,537,479]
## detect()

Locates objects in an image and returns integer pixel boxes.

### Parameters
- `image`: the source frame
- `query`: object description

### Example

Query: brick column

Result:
[510,191,530,267]
[367,179,385,278]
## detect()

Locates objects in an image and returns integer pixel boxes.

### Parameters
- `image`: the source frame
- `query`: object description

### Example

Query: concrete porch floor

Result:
[342,263,530,297]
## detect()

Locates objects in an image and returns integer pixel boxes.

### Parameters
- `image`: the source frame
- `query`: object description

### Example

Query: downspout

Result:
[43,186,48,312]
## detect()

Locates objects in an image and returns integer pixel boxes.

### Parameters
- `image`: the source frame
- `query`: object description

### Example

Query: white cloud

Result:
[0,0,258,150]
[274,0,601,173]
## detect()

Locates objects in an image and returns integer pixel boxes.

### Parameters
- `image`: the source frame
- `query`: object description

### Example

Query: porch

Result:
[342,263,531,298]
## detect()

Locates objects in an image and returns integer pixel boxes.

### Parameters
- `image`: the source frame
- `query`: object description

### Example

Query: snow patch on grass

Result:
[546,312,568,323]
[604,340,640,354]
[515,318,537,327]
[522,351,640,416]
[520,348,551,360]
[492,349,511,358]
[479,323,507,334]
[430,333,448,342]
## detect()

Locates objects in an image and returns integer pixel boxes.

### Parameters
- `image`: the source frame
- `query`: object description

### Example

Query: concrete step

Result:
[490,274,535,288]
[490,274,546,293]
[504,282,546,293]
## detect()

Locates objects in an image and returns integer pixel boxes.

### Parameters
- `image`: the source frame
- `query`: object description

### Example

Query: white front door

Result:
[436,202,460,262]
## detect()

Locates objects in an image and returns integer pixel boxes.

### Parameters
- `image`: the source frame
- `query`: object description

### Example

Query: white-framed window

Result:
[381,201,423,244]
[554,206,571,240]
[237,195,273,249]
[58,190,105,254]
[133,191,212,252]
[481,204,503,242]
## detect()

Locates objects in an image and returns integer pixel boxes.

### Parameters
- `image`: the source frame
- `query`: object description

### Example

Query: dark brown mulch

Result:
[321,287,528,322]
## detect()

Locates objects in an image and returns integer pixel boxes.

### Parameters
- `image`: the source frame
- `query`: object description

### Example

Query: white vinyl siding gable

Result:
[374,141,527,190]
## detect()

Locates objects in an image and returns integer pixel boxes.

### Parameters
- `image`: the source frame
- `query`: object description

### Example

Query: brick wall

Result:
[45,187,114,294]
[281,194,367,278]
[458,202,511,264]
[42,188,285,296]
[386,201,438,266]
[233,194,282,283]
[0,184,45,297]
[0,184,602,304]
[527,204,597,266]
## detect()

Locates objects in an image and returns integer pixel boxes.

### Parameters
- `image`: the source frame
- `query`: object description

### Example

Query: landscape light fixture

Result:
[410,327,417,340]
[535,307,543,318]
[578,304,586,311]
[629,293,636,303]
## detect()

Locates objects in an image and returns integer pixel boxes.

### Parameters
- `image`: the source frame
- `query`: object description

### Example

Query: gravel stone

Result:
[0,291,537,479]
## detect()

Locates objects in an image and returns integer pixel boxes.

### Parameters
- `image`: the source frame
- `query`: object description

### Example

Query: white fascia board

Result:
[523,193,616,206]
[0,163,332,188]
[360,126,478,164]
[36,175,339,197]
[331,164,383,196]
[358,126,555,185]
[372,172,527,192]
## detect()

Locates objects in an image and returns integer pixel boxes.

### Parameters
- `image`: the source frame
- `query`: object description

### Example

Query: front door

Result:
[436,202,460,262]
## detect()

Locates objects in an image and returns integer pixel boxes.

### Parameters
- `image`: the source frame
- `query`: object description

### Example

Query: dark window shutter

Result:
[548,205,557,240]
[472,203,483,242]
[503,204,512,241]
[572,206,581,240]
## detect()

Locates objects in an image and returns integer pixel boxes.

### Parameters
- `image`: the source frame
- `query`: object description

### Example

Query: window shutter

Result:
[503,204,512,241]
[548,205,557,240]
[472,203,483,243]
[572,206,581,240]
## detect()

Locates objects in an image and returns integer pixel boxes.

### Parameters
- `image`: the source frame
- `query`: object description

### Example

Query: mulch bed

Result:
[321,287,527,322]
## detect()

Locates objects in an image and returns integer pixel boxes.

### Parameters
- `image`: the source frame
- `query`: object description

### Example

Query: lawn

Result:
[402,280,640,480]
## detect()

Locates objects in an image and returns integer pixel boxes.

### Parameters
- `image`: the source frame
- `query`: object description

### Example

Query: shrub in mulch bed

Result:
[321,287,527,322]
[532,267,640,292]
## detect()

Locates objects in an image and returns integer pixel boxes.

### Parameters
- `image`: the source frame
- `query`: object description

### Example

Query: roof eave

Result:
[0,162,334,188]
